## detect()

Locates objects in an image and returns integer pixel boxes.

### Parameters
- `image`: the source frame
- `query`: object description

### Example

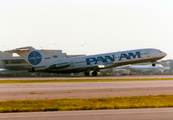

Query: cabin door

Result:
[146,51,150,57]
[71,61,74,67]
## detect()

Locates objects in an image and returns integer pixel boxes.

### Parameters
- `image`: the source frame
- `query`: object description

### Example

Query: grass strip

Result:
[1,95,173,113]
[1,78,173,84]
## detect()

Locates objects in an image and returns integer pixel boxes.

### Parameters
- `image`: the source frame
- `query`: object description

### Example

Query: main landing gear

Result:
[92,71,97,76]
[84,71,98,76]
[84,71,90,76]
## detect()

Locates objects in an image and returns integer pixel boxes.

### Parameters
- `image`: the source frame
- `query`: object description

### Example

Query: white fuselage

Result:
[5,46,167,75]
[116,64,164,73]
[45,48,166,73]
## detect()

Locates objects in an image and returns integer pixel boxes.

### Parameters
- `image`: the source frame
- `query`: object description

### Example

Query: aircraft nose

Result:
[163,52,167,57]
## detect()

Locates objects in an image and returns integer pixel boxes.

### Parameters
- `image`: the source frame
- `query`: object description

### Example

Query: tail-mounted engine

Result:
[49,62,70,69]
[28,66,47,72]
[51,53,67,60]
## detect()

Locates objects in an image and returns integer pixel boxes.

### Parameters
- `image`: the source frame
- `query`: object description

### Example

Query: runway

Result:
[1,108,173,120]
[1,80,173,101]
[1,75,173,120]
[1,75,173,80]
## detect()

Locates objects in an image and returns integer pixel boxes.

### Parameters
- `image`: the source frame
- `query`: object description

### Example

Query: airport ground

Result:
[1,108,173,120]
[1,75,173,120]
[1,78,173,101]
[1,74,173,80]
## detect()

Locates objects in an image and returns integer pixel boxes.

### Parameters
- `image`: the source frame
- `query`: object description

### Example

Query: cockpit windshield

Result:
[158,50,162,53]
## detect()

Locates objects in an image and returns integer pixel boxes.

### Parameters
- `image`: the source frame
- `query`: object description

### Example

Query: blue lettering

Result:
[105,55,115,62]
[119,53,130,61]
[128,52,141,59]
[86,55,115,65]
[95,57,107,64]
[86,57,96,65]
[119,52,141,61]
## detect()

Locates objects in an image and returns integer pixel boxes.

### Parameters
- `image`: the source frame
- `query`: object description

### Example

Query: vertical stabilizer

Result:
[5,46,47,67]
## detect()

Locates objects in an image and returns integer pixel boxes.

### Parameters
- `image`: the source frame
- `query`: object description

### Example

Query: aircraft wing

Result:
[91,63,115,71]
[119,65,131,69]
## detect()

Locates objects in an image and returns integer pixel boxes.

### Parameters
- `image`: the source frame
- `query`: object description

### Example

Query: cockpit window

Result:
[158,50,162,53]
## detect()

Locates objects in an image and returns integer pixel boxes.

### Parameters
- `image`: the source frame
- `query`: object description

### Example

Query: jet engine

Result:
[52,53,67,60]
[28,66,48,72]
[49,62,70,69]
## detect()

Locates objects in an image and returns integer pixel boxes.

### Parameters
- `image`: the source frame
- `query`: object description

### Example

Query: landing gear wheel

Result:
[152,63,156,67]
[92,71,98,76]
[84,72,90,76]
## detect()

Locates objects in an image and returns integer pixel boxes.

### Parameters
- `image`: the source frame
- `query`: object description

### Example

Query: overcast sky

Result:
[1,0,173,59]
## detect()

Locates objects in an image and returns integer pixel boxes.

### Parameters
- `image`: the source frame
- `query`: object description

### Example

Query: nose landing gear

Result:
[152,63,156,67]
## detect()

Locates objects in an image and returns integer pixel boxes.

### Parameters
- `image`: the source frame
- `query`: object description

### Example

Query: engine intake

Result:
[28,68,34,72]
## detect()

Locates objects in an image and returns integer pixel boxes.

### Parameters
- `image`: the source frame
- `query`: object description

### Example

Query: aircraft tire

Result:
[152,63,156,67]
[92,71,97,76]
[84,72,90,76]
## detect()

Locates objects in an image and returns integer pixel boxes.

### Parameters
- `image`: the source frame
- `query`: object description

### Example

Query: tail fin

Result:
[5,46,47,67]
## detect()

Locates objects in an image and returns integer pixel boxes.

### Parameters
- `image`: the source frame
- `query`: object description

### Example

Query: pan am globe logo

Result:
[28,51,42,65]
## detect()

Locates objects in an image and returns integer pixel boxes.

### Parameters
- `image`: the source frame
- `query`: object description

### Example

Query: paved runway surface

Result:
[1,75,173,119]
[1,108,173,120]
[1,80,173,101]
[1,75,173,80]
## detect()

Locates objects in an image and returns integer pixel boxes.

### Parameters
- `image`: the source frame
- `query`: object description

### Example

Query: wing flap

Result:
[91,63,114,70]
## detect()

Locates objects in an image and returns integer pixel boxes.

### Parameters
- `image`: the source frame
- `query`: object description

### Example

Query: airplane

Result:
[0,68,10,75]
[5,46,167,76]
[113,66,132,75]
[0,68,9,73]
[115,64,165,74]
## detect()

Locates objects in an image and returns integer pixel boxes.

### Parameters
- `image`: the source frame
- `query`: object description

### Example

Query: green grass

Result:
[1,78,173,84]
[1,95,173,113]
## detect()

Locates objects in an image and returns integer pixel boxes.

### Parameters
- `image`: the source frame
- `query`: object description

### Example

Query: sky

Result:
[0,0,173,59]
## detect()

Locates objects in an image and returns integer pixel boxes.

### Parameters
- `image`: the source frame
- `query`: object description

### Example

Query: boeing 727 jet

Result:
[5,46,167,76]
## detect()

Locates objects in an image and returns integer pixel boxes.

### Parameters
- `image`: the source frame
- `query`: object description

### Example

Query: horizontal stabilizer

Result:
[5,47,30,53]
